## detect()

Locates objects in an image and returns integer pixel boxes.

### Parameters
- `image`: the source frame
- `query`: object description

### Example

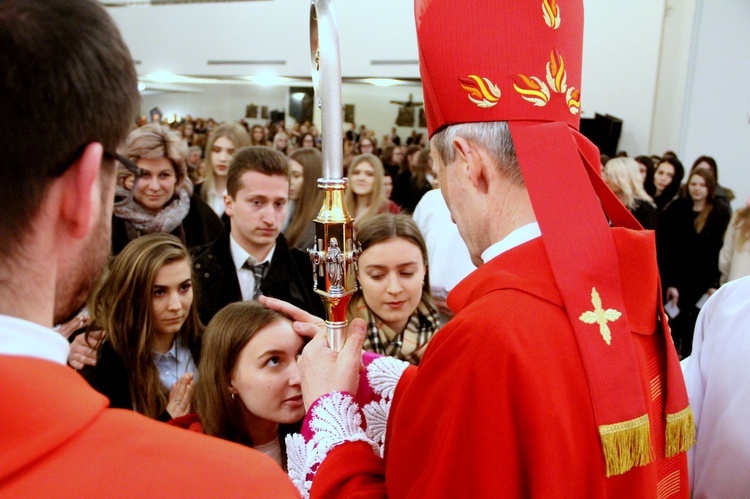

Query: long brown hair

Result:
[193,302,297,451]
[688,169,717,233]
[412,149,434,192]
[349,213,434,319]
[285,148,324,248]
[91,233,203,419]
[200,122,251,203]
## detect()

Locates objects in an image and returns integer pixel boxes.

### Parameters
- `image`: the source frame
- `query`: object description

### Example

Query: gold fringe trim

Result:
[665,405,695,457]
[599,414,652,477]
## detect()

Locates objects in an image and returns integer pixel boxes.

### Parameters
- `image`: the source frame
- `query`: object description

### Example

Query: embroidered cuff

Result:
[286,391,375,498]
[285,357,409,497]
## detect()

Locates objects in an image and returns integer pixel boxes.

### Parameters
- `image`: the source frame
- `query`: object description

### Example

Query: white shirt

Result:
[152,336,198,390]
[0,314,69,365]
[480,222,541,263]
[206,185,227,217]
[254,437,283,468]
[229,234,276,301]
[681,275,750,497]
[412,190,476,295]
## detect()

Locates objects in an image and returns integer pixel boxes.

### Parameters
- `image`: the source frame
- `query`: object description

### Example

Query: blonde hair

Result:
[733,206,750,248]
[201,122,251,204]
[345,154,387,228]
[123,123,188,187]
[604,157,653,210]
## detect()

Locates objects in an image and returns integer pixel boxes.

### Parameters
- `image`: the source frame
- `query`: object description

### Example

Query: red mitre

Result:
[415,0,693,477]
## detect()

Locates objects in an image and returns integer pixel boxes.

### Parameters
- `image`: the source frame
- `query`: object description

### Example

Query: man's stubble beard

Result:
[53,200,112,325]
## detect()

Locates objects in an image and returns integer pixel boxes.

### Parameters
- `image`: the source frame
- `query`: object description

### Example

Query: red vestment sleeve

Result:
[310,441,387,498]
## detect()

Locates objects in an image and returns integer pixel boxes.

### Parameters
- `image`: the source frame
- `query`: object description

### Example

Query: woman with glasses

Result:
[112,123,222,255]
[356,137,376,156]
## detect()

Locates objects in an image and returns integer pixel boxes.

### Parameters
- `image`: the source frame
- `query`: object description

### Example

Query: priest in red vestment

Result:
[279,0,694,497]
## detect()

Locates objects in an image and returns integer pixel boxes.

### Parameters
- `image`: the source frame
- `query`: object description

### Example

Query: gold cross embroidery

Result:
[578,287,622,345]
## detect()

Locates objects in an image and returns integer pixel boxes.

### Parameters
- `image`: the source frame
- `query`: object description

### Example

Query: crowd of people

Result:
[56,107,747,488]
[35,94,750,490]
[599,152,745,357]
[3,0,748,497]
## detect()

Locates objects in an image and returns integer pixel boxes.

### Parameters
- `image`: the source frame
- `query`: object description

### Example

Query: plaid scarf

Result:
[350,295,440,365]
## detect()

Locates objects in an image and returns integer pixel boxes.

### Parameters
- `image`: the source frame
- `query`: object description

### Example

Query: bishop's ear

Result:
[451,136,488,191]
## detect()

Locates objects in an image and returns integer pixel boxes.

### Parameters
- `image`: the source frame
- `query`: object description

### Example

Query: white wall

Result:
[651,0,697,156]
[110,0,666,153]
[681,0,750,209]
[107,0,419,78]
[581,0,665,156]
[108,0,749,235]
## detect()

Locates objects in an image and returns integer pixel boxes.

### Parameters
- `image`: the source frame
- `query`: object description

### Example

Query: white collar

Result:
[229,233,276,272]
[480,222,541,264]
[152,335,179,360]
[0,314,70,364]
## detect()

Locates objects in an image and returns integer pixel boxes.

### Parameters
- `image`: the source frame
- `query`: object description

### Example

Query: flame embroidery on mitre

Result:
[545,50,567,93]
[459,75,501,108]
[542,0,561,29]
[512,74,550,107]
[566,87,581,114]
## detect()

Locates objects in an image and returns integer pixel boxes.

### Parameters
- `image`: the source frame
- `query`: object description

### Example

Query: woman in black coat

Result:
[657,168,730,357]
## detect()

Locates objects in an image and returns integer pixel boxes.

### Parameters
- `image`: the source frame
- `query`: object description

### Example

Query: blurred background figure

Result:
[199,122,251,217]
[603,157,657,229]
[719,196,750,284]
[657,168,730,357]
[689,155,735,205]
[284,148,324,250]
[345,154,400,232]
[649,157,685,212]
[272,131,289,155]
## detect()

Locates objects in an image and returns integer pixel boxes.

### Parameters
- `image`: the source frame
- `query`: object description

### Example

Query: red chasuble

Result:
[0,356,298,497]
[308,229,688,498]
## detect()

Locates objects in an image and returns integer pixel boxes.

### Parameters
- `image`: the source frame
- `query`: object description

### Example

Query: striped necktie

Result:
[243,259,269,300]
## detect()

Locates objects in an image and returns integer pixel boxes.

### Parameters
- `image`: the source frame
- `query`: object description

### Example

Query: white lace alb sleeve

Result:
[285,356,409,497]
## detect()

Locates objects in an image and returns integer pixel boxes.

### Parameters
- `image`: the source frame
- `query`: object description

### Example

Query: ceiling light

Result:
[244,73,291,86]
[363,78,404,87]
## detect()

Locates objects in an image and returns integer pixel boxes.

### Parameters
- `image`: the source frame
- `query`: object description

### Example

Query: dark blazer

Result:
[192,224,324,326]
[112,194,223,255]
[79,339,201,423]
